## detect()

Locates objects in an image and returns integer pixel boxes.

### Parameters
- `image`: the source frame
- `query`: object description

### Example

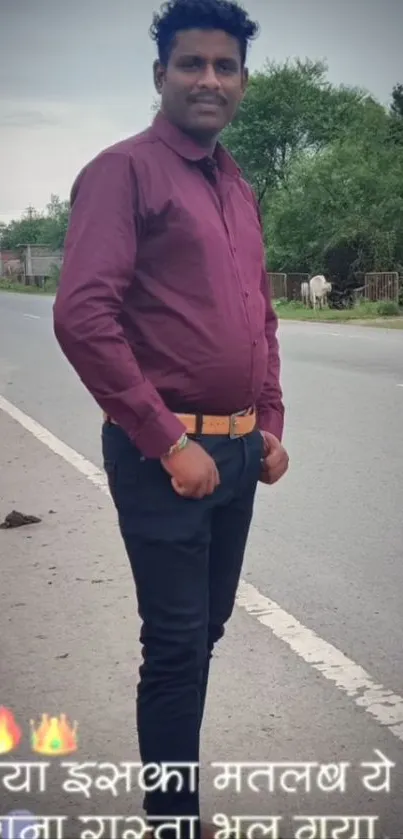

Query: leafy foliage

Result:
[222,59,385,204]
[222,61,403,284]
[264,138,403,276]
[0,195,69,251]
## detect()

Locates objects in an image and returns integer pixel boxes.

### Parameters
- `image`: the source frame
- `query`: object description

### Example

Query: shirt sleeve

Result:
[256,265,285,441]
[53,151,186,459]
[249,189,285,441]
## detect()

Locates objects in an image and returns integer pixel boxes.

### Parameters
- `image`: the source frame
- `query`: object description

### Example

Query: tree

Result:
[0,196,69,251]
[41,195,70,250]
[0,207,44,250]
[264,136,403,279]
[391,83,403,118]
[222,59,385,205]
[389,83,403,145]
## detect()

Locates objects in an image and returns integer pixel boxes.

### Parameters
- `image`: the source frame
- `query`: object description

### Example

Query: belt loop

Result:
[195,414,203,435]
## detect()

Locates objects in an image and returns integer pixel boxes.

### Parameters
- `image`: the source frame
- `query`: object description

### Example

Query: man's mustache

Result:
[188,93,227,106]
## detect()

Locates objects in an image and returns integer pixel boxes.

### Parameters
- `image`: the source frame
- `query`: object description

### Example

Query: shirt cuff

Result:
[131,406,187,459]
[257,408,284,443]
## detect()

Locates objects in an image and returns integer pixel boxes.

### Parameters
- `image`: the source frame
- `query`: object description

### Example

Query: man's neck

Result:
[160,109,218,156]
[187,131,218,157]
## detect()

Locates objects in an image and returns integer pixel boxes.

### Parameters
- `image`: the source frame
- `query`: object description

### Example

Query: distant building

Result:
[1,244,63,285]
[22,244,63,283]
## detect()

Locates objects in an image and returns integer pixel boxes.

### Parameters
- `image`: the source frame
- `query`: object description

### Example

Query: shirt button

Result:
[253,340,258,347]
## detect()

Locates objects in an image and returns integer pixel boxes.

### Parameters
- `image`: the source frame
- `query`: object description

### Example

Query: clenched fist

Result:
[161,439,220,499]
[259,431,289,485]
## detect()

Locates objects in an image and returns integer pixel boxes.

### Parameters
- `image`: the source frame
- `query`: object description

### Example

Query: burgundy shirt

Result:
[53,112,284,459]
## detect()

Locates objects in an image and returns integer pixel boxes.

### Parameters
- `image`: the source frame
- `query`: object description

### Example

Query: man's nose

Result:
[196,64,220,88]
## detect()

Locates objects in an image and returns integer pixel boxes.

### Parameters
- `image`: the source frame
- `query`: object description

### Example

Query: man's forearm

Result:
[53,309,186,458]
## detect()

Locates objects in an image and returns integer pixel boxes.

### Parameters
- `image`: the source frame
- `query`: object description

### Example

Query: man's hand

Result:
[161,440,220,499]
[259,431,289,485]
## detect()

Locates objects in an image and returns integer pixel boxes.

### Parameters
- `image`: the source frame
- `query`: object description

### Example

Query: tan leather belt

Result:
[103,408,256,438]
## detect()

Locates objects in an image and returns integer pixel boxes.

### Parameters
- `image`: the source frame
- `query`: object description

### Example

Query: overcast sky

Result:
[0,0,402,224]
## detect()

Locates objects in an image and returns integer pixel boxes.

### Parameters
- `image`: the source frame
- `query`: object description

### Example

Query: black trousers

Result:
[102,423,263,838]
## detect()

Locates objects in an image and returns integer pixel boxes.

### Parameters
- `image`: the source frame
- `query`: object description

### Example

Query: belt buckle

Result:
[229,410,244,439]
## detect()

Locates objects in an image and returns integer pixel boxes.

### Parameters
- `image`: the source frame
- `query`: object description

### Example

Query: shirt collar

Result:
[151,110,241,178]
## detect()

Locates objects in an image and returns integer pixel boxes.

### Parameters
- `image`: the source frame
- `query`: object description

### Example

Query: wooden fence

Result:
[286,273,309,301]
[268,271,402,305]
[267,273,287,299]
[363,272,399,303]
[268,272,310,301]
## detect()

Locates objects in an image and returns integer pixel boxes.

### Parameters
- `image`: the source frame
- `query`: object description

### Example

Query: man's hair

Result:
[150,0,259,67]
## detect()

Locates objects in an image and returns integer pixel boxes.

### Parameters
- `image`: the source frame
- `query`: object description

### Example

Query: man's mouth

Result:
[190,97,225,108]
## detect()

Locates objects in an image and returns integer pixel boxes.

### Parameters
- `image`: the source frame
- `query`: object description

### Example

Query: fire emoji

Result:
[30,713,78,756]
[0,707,22,754]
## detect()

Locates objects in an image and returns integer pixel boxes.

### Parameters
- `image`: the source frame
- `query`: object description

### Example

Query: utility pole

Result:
[25,205,36,222]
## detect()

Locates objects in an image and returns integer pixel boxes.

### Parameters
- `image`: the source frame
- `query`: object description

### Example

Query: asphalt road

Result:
[1,289,403,837]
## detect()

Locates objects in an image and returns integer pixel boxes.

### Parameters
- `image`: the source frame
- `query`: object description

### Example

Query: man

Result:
[53,1,289,836]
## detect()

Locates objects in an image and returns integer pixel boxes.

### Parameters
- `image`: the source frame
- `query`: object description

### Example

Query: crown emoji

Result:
[0,707,22,754]
[30,713,78,755]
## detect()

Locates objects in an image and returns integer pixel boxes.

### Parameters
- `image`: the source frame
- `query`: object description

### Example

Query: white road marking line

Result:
[397,384,403,388]
[1,393,403,743]
[237,581,403,740]
[23,313,40,319]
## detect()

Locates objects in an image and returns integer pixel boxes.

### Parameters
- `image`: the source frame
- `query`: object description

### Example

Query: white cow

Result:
[301,281,310,306]
[309,275,332,309]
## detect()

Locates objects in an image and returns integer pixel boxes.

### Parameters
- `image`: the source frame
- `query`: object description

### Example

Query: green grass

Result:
[0,278,57,294]
[275,299,403,324]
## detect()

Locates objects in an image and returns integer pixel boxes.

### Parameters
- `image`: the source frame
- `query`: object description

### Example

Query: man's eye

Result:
[217,63,236,73]
[181,59,200,70]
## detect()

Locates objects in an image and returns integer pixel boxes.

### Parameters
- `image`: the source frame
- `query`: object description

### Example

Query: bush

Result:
[0,278,39,293]
[377,301,400,316]
[43,264,61,292]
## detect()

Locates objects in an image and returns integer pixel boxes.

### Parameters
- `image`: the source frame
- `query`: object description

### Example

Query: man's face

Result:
[154,29,248,142]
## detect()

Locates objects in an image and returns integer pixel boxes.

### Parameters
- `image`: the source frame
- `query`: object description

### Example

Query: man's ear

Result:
[153,59,166,94]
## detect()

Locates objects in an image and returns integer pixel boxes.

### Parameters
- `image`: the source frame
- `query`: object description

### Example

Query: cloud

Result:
[0,109,60,129]
[0,98,155,223]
